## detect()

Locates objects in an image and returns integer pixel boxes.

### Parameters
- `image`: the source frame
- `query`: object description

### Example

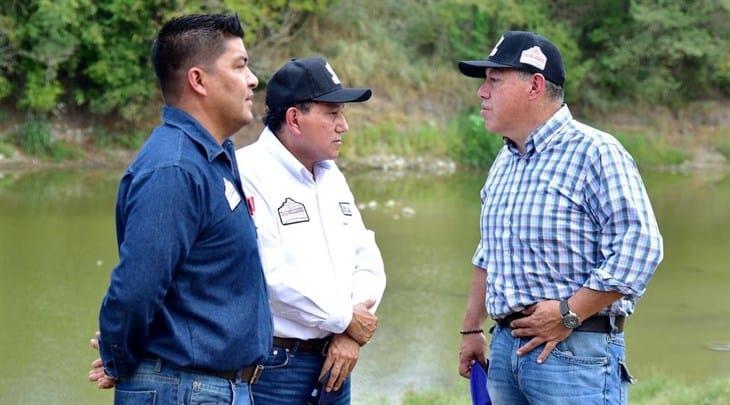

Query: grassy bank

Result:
[0,111,709,171]
[370,375,730,404]
[340,111,692,170]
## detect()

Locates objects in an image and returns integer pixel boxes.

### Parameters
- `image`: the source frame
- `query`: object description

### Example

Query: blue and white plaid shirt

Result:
[472,105,663,318]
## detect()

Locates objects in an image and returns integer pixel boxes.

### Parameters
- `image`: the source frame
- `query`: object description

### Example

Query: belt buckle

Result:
[248,364,263,384]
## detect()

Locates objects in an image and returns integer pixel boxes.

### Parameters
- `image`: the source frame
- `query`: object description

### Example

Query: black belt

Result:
[496,313,624,333]
[208,364,263,384]
[273,336,331,355]
[142,356,264,385]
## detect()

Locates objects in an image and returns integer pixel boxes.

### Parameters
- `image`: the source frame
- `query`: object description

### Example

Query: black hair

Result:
[263,102,311,135]
[151,14,244,100]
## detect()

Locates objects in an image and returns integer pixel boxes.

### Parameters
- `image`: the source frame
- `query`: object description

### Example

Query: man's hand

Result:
[318,334,360,393]
[509,301,571,363]
[345,299,377,345]
[458,332,487,378]
[88,331,117,389]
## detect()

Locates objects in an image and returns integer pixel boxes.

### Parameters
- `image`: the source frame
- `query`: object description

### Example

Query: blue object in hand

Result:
[470,360,491,405]
[307,370,339,405]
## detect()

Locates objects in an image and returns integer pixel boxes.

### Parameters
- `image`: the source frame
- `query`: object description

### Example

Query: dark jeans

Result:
[252,343,351,404]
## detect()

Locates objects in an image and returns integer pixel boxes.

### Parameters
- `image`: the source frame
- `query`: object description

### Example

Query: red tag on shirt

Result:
[246,196,255,216]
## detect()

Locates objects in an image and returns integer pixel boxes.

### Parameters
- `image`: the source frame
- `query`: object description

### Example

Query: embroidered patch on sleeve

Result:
[278,198,310,225]
[339,202,353,216]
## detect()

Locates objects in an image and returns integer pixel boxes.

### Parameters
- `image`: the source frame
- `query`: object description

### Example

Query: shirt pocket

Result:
[539,177,583,220]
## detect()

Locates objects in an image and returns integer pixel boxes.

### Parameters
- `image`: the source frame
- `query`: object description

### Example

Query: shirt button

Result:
[504,229,511,238]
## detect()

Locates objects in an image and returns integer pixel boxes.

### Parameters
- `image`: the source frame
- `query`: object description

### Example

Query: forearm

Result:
[567,287,623,322]
[462,266,488,330]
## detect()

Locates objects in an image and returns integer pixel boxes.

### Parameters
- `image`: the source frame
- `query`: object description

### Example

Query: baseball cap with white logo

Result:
[458,31,565,86]
[266,57,372,110]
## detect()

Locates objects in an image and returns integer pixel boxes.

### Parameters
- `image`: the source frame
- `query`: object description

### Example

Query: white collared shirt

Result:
[236,128,386,339]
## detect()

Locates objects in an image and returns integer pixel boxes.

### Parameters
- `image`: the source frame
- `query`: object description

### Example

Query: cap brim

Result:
[458,60,516,78]
[312,88,372,103]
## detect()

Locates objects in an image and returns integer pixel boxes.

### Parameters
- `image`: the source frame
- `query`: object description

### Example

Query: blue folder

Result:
[469,361,491,405]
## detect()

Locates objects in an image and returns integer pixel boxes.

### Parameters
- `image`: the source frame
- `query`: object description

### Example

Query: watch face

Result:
[562,314,580,329]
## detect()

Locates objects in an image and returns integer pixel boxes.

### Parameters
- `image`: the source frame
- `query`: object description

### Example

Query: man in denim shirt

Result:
[456,31,662,404]
[95,14,272,404]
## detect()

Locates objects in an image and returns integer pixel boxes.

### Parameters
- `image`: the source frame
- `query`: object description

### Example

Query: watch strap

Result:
[559,299,570,316]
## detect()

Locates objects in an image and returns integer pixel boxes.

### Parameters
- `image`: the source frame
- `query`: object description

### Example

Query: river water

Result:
[0,167,728,404]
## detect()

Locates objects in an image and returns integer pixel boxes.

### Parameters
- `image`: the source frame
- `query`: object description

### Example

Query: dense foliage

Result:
[0,0,727,127]
[0,0,331,120]
[361,0,729,107]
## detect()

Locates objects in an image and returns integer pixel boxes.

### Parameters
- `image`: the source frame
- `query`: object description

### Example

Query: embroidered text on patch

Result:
[519,46,547,70]
[278,198,310,225]
[339,202,353,216]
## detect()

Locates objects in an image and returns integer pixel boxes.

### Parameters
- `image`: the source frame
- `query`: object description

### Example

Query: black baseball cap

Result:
[266,57,372,109]
[458,31,565,86]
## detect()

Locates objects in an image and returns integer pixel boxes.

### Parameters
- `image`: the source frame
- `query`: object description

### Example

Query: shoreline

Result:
[1,148,728,175]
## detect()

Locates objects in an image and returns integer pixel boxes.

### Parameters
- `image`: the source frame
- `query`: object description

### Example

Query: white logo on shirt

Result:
[223,178,241,211]
[325,63,341,85]
[278,198,310,225]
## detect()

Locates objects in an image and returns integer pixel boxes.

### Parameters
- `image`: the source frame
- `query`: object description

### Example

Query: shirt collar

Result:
[162,105,231,163]
[506,104,572,157]
[259,127,335,183]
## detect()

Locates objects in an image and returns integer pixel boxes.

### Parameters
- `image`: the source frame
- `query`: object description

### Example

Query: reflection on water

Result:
[0,168,728,404]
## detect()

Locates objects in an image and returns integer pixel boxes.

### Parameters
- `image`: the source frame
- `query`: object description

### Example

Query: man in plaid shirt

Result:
[456,31,663,405]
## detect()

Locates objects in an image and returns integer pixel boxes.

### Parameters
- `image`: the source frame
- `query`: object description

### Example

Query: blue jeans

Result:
[487,324,635,405]
[113,358,253,405]
[251,343,351,404]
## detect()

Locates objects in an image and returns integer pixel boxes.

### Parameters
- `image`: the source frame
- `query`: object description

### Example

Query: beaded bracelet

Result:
[459,329,484,335]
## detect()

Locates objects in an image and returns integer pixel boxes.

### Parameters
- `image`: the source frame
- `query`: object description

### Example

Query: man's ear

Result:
[527,73,546,100]
[187,67,207,96]
[285,106,303,136]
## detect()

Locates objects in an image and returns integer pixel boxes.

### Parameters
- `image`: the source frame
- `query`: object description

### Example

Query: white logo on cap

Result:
[519,46,547,70]
[489,36,504,57]
[324,63,341,85]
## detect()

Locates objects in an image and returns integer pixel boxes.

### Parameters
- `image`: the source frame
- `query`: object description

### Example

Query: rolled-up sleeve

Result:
[582,143,663,298]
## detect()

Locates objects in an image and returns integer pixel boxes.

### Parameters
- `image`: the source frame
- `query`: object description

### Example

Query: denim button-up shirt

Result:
[99,106,272,379]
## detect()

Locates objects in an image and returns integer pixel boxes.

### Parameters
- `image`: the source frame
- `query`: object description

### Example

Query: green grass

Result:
[715,137,730,160]
[0,141,15,158]
[342,120,452,159]
[10,118,82,161]
[612,131,688,168]
[382,375,730,404]
[94,129,148,150]
[341,111,503,169]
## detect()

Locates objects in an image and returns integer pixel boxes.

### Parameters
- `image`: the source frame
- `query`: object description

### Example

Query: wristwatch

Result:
[559,299,581,329]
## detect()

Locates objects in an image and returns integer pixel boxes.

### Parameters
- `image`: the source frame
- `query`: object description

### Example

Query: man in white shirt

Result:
[236,57,386,404]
